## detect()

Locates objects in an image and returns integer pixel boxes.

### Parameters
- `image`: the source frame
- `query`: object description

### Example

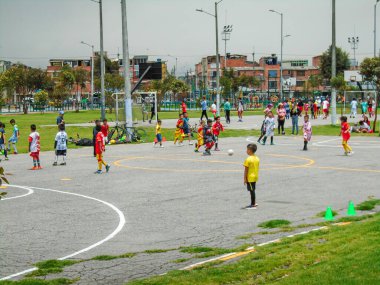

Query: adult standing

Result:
[237,98,244,122]
[56,111,65,125]
[200,96,208,121]
[290,103,299,135]
[224,99,231,124]
[149,100,157,124]
[277,103,286,135]
[361,99,368,116]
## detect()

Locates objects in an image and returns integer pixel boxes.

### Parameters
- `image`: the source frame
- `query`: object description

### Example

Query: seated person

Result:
[358,120,371,133]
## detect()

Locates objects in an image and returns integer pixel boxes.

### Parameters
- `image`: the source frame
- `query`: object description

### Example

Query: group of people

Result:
[350,98,376,119]
[200,97,244,124]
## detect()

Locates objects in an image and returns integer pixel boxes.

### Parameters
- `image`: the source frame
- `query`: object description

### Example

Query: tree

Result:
[331,75,347,115]
[308,74,322,93]
[95,73,124,113]
[360,57,380,133]
[51,84,69,107]
[94,55,120,77]
[73,68,89,112]
[34,90,49,106]
[320,46,350,79]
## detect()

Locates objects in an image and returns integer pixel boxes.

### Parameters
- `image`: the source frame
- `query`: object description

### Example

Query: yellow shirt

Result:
[243,155,260,182]
[156,124,161,135]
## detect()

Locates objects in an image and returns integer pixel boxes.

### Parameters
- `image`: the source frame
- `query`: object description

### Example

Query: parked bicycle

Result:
[107,124,147,143]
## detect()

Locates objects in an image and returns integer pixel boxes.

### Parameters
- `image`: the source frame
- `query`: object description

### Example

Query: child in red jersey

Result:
[339,116,353,156]
[194,120,205,152]
[212,116,224,151]
[28,124,41,170]
[174,113,185,146]
[95,124,110,174]
[101,118,109,143]
[203,119,215,156]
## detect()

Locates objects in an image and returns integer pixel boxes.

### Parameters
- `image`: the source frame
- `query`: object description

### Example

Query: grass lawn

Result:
[126,213,380,285]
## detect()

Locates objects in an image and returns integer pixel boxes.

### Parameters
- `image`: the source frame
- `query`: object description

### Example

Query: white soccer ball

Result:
[228,149,234,156]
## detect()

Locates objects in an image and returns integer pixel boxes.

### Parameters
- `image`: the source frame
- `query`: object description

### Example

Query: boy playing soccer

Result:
[53,124,68,166]
[0,122,9,160]
[203,119,215,156]
[212,116,224,151]
[174,113,185,146]
[243,143,260,209]
[154,120,164,148]
[340,116,353,156]
[95,124,110,174]
[194,120,205,152]
[29,124,41,170]
[101,119,109,144]
[8,119,20,154]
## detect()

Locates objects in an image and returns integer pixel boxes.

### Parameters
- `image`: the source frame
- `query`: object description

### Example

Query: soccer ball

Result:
[228,149,234,156]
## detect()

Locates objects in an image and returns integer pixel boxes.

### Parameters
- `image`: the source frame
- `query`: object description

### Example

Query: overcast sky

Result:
[0,0,378,75]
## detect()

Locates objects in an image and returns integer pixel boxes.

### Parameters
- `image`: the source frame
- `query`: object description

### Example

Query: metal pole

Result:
[155,92,158,122]
[215,2,221,115]
[115,93,119,125]
[331,0,337,124]
[91,45,94,110]
[375,1,379,57]
[280,13,283,101]
[99,0,106,120]
[121,0,132,128]
[175,58,178,77]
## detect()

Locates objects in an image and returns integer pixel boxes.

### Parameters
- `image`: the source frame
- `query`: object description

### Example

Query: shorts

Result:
[183,127,190,135]
[56,150,67,156]
[30,151,40,159]
[246,182,256,192]
[323,109,328,113]
[156,133,162,142]
[0,144,5,150]
[9,136,18,143]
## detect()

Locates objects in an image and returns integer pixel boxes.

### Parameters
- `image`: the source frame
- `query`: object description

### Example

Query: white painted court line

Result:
[1,185,34,201]
[0,185,126,281]
[180,225,329,271]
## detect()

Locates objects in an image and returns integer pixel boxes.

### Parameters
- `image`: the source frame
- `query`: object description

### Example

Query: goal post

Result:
[343,90,377,114]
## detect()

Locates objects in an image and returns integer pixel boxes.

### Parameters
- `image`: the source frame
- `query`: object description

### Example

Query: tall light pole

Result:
[269,9,284,100]
[167,55,178,77]
[196,0,223,115]
[375,0,380,57]
[121,0,132,129]
[222,25,233,68]
[91,0,106,119]
[81,41,94,110]
[331,0,337,125]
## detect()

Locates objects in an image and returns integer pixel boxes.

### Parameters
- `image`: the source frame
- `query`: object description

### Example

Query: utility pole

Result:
[215,1,221,115]
[121,0,132,129]
[80,41,95,110]
[331,0,337,125]
[375,0,380,57]
[99,0,106,120]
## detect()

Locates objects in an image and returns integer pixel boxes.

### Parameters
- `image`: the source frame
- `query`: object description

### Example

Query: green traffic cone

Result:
[347,201,356,216]
[324,207,334,221]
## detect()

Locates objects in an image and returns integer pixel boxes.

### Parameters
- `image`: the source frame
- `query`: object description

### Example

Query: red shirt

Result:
[101,124,109,137]
[212,122,224,136]
[95,132,105,155]
[341,122,351,141]
[181,102,187,113]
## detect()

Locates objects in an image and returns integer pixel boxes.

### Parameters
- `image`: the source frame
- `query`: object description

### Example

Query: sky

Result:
[0,0,378,75]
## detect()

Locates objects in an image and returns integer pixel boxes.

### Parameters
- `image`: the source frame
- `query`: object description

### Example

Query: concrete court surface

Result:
[0,135,379,284]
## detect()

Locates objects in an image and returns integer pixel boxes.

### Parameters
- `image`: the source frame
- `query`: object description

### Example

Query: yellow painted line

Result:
[219,249,256,261]
[0,186,7,189]
[60,178,72,181]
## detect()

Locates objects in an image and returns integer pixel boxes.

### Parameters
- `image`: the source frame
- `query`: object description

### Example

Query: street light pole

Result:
[167,55,178,77]
[121,0,132,129]
[196,0,223,115]
[81,41,94,110]
[375,0,380,57]
[99,0,106,120]
[331,0,337,125]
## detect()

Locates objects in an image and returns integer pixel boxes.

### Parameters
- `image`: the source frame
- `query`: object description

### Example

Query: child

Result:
[340,116,353,156]
[8,119,20,154]
[203,119,215,156]
[53,124,68,166]
[257,114,267,143]
[284,100,290,119]
[154,119,164,148]
[183,112,193,145]
[194,120,205,152]
[313,101,318,119]
[303,115,312,151]
[260,111,275,146]
[210,101,217,121]
[95,124,110,174]
[93,120,101,157]
[29,124,41,170]
[304,102,309,116]
[174,113,185,146]
[101,118,109,144]
[212,116,224,151]
[237,98,244,122]
[0,122,9,160]
[243,143,260,209]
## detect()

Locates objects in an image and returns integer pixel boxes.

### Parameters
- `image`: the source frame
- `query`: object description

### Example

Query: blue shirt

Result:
[12,125,19,137]
[56,116,64,125]
[201,100,207,111]
[0,128,5,144]
[183,117,189,128]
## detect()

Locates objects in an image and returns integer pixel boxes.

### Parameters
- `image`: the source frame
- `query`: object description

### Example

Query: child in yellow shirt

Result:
[194,120,205,152]
[243,143,260,209]
[154,120,164,148]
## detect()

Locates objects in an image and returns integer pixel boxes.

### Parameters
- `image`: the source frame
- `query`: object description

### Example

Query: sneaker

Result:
[194,149,199,152]
[106,165,111,173]
[215,148,220,151]
[160,145,164,148]
[189,142,194,145]
[203,151,211,156]
[270,143,275,145]
[38,166,43,170]
[95,170,102,174]
[245,205,257,210]
[5,157,9,161]
[60,162,66,166]
[13,152,18,155]
[257,140,261,143]
[259,142,265,145]
[153,142,156,148]
[53,162,58,166]
[344,152,348,156]
[30,166,38,170]
[178,142,184,147]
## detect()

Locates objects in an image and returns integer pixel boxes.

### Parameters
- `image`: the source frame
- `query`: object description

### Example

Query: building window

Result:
[297,70,305,77]
[296,81,305,87]
[269,81,277,89]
